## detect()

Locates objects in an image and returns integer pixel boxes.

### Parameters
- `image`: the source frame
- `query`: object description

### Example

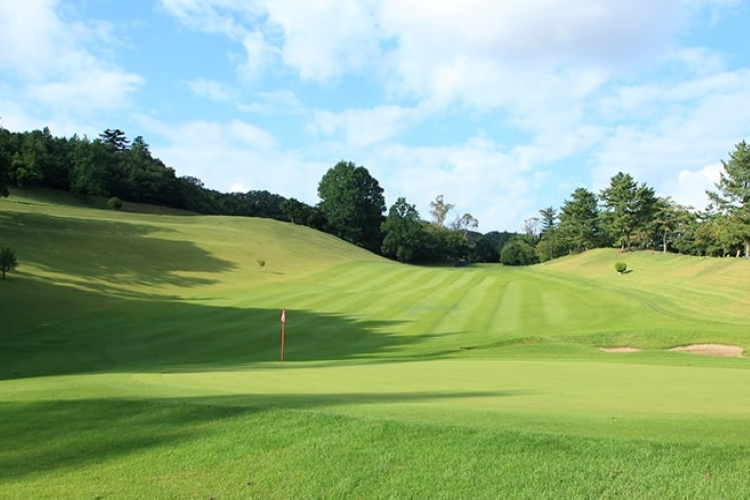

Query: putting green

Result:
[4,358,748,446]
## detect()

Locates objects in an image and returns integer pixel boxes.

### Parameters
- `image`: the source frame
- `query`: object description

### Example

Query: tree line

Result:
[1,124,749,265]
[532,142,750,263]
[0,127,288,219]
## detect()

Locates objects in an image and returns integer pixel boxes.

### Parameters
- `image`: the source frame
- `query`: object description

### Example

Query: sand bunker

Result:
[670,344,745,358]
[599,347,642,353]
[599,344,745,357]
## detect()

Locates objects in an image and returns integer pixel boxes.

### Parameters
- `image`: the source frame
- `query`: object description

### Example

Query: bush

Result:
[500,239,539,266]
[107,196,123,211]
[615,261,628,274]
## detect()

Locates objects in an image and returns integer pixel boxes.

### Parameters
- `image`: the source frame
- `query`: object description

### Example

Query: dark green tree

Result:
[121,136,157,202]
[558,187,604,253]
[0,247,18,279]
[693,209,742,256]
[600,172,657,250]
[281,198,313,225]
[381,197,423,262]
[707,140,750,257]
[600,172,656,250]
[99,129,130,151]
[471,235,499,262]
[466,231,510,263]
[0,143,9,199]
[176,176,212,212]
[317,160,386,252]
[278,197,328,230]
[536,207,566,261]
[500,238,539,266]
[490,231,517,256]
[10,133,45,187]
[536,230,567,262]
[0,126,13,198]
[412,223,469,264]
[42,128,72,190]
[444,229,472,263]
[70,137,107,197]
[538,206,558,237]
[650,197,694,253]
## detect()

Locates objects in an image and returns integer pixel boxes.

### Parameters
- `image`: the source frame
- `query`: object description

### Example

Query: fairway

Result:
[2,192,750,499]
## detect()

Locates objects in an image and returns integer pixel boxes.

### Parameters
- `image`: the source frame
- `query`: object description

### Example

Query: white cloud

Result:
[663,163,722,210]
[144,118,277,150]
[592,69,750,189]
[229,182,248,193]
[157,0,257,39]
[0,0,143,127]
[308,105,420,148]
[238,89,303,114]
[377,1,685,110]
[0,0,65,79]
[673,47,727,75]
[238,30,278,80]
[187,78,237,101]
[137,115,325,205]
[259,0,381,82]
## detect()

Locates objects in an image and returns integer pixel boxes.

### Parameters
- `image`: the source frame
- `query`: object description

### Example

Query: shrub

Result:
[500,239,539,266]
[257,259,266,269]
[107,197,123,211]
[615,261,628,274]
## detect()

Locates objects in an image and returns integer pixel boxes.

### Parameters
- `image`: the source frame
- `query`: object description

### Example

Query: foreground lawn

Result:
[1,192,750,498]
[2,359,750,499]
[2,400,748,499]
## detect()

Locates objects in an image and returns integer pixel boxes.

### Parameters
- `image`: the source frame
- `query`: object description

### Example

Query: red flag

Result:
[280,308,286,324]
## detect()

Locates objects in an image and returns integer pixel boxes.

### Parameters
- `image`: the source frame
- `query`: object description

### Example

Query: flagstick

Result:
[281,321,285,368]
[280,307,286,369]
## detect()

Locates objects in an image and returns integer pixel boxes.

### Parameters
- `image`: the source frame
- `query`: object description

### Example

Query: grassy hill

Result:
[1,191,750,499]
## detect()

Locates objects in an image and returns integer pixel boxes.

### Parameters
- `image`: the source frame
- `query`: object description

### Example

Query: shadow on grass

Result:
[0,389,522,481]
[0,277,446,380]
[0,211,236,293]
[0,398,249,481]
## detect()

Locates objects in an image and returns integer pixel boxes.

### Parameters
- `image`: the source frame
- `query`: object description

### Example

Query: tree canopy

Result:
[317,160,386,253]
[707,140,750,257]
[558,187,604,253]
[0,247,18,279]
[381,197,423,263]
[600,172,657,250]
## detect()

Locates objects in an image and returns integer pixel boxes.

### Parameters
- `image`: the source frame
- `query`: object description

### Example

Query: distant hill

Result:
[0,187,386,299]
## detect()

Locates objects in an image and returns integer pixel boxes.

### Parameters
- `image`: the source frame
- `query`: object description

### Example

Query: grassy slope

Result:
[1,191,750,499]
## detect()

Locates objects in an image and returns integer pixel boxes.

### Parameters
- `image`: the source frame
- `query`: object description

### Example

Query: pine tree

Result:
[707,141,750,257]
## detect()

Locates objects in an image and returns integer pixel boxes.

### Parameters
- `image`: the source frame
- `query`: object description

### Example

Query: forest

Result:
[1,125,749,265]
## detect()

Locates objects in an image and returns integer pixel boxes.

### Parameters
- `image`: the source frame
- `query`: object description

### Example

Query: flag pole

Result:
[280,307,286,368]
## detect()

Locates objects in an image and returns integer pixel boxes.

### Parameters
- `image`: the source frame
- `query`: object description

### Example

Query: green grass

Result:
[1,191,750,498]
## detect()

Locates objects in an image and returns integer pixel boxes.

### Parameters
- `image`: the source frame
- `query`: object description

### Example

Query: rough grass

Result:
[1,191,750,498]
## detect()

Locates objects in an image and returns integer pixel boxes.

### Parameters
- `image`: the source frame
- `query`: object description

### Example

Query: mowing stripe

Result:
[495,280,524,336]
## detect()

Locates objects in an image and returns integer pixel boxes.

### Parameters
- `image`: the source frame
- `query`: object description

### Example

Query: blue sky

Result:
[1,0,749,232]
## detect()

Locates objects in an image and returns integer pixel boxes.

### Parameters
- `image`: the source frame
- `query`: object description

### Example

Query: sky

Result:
[1,0,749,232]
